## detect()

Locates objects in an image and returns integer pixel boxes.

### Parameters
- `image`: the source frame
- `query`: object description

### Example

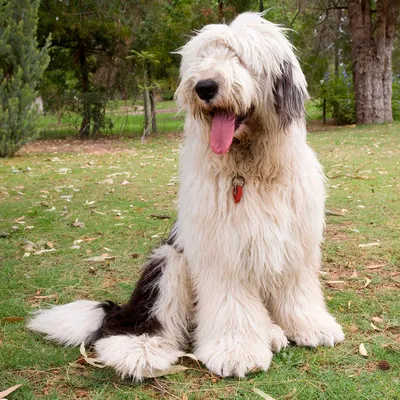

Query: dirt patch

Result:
[17,138,138,155]
[108,106,179,116]
[307,119,356,132]
[324,220,354,242]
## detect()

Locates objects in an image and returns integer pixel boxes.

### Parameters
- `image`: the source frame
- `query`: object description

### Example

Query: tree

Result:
[0,0,50,157]
[348,0,400,124]
[38,0,132,138]
[127,50,159,142]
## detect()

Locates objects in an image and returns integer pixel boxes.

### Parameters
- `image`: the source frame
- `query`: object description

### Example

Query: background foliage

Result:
[0,0,50,156]
[1,0,400,142]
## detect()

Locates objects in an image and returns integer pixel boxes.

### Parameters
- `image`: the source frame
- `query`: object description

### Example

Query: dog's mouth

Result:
[209,110,249,155]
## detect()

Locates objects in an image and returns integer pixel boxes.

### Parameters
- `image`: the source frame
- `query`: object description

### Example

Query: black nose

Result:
[195,79,219,102]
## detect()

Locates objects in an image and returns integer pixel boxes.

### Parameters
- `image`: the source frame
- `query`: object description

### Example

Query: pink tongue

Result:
[210,111,235,155]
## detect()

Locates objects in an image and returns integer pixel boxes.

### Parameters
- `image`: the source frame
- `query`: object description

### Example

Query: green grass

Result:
[37,109,184,140]
[0,123,399,399]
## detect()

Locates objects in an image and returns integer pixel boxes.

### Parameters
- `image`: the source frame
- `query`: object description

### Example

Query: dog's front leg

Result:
[193,271,287,377]
[268,266,345,348]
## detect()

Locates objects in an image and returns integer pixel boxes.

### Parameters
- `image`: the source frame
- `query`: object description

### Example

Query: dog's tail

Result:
[27,300,110,347]
[27,243,170,347]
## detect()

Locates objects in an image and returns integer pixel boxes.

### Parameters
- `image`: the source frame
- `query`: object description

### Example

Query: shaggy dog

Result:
[28,13,344,380]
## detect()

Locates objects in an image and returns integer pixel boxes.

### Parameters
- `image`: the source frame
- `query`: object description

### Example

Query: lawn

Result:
[0,122,399,399]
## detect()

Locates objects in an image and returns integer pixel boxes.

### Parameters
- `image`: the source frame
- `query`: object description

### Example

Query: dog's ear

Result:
[273,61,306,129]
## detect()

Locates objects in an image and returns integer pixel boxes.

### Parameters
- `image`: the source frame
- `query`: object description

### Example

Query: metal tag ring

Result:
[232,175,245,187]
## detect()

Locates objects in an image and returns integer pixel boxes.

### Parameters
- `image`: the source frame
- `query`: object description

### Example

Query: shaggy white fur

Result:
[27,12,344,380]
[27,300,104,347]
[94,245,193,380]
[173,12,344,376]
[95,335,184,380]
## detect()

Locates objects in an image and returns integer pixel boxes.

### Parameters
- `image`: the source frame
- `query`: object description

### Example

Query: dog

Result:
[28,13,344,380]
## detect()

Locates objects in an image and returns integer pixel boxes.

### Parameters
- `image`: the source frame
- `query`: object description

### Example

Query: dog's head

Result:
[175,13,308,155]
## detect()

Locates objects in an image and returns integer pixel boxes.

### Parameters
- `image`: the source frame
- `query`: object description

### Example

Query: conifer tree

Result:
[0,0,50,157]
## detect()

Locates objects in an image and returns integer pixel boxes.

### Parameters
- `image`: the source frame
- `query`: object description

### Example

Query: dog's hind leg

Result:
[28,239,192,381]
[93,244,192,380]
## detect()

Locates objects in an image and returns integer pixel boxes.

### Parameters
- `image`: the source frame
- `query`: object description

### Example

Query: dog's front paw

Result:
[195,336,273,377]
[285,311,344,347]
[269,324,288,353]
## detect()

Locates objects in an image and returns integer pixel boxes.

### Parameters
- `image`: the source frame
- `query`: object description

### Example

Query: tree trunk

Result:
[218,0,224,23]
[78,43,91,138]
[142,61,151,143]
[333,8,341,120]
[149,88,157,135]
[148,66,157,134]
[348,0,400,124]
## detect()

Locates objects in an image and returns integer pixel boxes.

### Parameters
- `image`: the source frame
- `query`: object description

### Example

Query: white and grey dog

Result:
[28,13,344,380]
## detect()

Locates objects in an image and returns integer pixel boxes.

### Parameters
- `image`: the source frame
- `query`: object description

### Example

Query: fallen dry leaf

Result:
[370,322,381,331]
[348,324,358,334]
[282,388,297,399]
[98,178,114,185]
[364,277,372,288]
[348,301,353,308]
[21,239,36,252]
[142,365,188,378]
[0,384,22,399]
[372,316,383,324]
[359,242,381,248]
[359,343,368,357]
[72,219,85,228]
[33,295,58,300]
[85,254,115,262]
[251,387,276,400]
[74,389,89,398]
[2,316,24,322]
[366,264,386,270]
[79,342,106,369]
[33,248,56,255]
[91,210,106,215]
[83,237,97,242]
[150,214,171,220]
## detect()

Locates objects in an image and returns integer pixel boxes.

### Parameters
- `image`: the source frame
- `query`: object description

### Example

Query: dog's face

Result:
[175,13,308,154]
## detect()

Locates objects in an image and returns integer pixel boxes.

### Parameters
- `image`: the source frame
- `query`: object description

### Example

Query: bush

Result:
[318,68,356,125]
[0,0,50,157]
[392,75,400,121]
[73,92,114,137]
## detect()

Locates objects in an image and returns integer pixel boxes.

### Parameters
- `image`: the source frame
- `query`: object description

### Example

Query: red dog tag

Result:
[233,185,243,203]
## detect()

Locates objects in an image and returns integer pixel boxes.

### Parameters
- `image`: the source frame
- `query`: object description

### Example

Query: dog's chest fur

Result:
[177,126,325,281]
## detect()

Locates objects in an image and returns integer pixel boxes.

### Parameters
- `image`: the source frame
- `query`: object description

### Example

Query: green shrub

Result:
[0,0,50,157]
[392,75,400,121]
[318,68,356,125]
